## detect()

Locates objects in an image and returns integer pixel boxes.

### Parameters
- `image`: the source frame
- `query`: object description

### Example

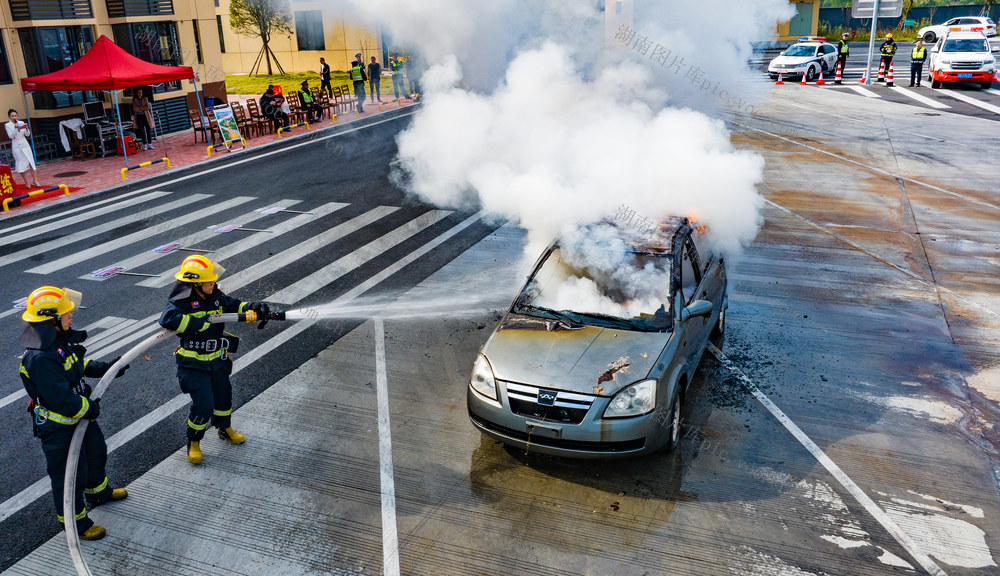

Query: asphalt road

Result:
[0,112,498,571]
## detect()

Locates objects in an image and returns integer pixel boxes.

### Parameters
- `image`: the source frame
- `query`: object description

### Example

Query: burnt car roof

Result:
[586,216,692,255]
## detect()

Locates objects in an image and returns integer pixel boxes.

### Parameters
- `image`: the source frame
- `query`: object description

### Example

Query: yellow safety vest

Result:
[911,46,926,59]
[301,89,314,104]
[390,61,403,75]
[350,63,363,82]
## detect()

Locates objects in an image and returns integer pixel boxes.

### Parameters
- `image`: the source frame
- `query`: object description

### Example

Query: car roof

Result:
[942,30,989,39]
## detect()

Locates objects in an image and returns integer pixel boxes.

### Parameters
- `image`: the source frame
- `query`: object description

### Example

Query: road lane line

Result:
[374,318,401,576]
[0,190,168,242]
[0,194,211,269]
[708,343,948,576]
[849,86,881,98]
[138,201,349,288]
[939,90,1000,114]
[80,199,304,281]
[221,206,399,296]
[0,210,486,525]
[268,210,452,305]
[28,196,256,275]
[889,87,952,109]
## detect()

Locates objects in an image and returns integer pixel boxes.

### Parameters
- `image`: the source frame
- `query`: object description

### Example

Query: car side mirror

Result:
[680,300,713,322]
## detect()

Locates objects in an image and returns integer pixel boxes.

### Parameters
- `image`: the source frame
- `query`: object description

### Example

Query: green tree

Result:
[229,0,292,75]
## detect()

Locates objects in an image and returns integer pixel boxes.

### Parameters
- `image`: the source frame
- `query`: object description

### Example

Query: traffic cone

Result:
[800,71,808,85]
[834,61,843,84]
[886,62,894,87]
[993,69,999,84]
[816,69,826,85]
[876,60,885,81]
[859,68,867,84]
[775,73,784,85]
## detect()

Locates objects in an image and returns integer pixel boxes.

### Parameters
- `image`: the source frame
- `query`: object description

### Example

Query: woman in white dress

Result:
[6,109,41,188]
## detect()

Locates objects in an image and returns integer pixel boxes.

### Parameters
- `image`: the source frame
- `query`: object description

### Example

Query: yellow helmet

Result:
[174,255,225,283]
[886,33,893,39]
[22,286,81,322]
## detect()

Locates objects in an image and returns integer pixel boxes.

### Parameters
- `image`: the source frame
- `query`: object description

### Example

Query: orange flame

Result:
[687,210,707,234]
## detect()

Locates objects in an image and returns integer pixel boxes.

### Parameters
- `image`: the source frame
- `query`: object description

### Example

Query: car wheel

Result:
[663,391,683,452]
[982,81,993,89]
[710,307,726,348]
[805,65,817,82]
[932,78,942,89]
[923,31,936,43]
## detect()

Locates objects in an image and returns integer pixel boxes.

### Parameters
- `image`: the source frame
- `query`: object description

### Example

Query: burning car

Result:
[467,217,727,458]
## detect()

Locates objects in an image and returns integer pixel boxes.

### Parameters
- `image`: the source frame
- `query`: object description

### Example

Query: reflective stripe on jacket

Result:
[350,63,364,82]
[911,47,926,62]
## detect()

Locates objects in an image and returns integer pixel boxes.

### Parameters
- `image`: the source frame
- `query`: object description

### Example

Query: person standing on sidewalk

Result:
[131,88,155,151]
[368,56,382,103]
[5,109,41,188]
[909,40,926,87]
[319,57,333,98]
[390,55,406,99]
[19,286,129,541]
[837,32,850,76]
[350,53,367,113]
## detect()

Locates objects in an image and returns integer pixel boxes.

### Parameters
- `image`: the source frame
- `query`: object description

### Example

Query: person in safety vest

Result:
[837,32,850,75]
[349,53,368,113]
[19,286,129,541]
[878,33,897,81]
[159,255,270,465]
[910,40,927,87]
[390,55,407,100]
[298,80,322,123]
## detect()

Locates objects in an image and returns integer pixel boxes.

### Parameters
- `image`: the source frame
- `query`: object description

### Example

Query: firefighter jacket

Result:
[159,281,248,368]
[19,321,106,428]
[880,40,897,56]
[911,46,927,63]
[838,39,850,56]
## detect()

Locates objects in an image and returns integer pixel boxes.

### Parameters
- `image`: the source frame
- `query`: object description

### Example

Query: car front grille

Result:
[950,61,983,70]
[504,381,595,425]
[470,414,646,453]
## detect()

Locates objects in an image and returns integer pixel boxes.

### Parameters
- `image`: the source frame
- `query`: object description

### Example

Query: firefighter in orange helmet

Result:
[158,255,270,464]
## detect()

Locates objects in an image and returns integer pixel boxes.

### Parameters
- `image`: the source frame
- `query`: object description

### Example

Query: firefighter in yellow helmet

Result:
[158,255,270,464]
[19,286,129,541]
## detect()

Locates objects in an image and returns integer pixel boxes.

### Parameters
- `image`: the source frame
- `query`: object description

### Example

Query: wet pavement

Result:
[3,81,999,575]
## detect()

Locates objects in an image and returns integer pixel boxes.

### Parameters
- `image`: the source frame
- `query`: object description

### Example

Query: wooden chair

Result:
[341,84,357,110]
[68,130,95,161]
[283,93,307,124]
[317,94,335,119]
[245,99,274,134]
[188,109,217,143]
[334,85,355,113]
[231,103,262,138]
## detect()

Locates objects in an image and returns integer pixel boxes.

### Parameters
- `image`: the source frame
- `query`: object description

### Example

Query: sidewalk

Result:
[0,94,419,219]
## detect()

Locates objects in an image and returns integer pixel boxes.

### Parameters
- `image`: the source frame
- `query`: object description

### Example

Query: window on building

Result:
[295,11,324,51]
[112,21,182,92]
[105,0,173,18]
[19,26,97,109]
[217,15,226,53]
[192,20,203,63]
[10,0,93,20]
[0,32,12,85]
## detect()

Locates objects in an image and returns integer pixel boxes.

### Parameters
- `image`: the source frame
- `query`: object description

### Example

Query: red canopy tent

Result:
[19,35,206,166]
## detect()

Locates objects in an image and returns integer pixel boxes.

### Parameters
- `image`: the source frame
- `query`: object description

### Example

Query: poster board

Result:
[212,103,243,146]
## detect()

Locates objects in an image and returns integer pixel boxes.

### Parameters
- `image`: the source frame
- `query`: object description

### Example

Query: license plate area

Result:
[958,73,973,78]
[526,421,561,439]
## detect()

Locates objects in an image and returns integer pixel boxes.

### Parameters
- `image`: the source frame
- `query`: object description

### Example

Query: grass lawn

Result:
[225,72,400,99]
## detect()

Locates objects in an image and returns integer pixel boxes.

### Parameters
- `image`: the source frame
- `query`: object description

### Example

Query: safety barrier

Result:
[276,121,310,137]
[2,184,69,212]
[206,138,247,157]
[120,157,170,181]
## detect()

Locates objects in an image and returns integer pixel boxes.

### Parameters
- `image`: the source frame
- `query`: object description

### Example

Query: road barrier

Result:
[276,121,310,137]
[206,138,247,157]
[2,184,69,212]
[120,157,170,181]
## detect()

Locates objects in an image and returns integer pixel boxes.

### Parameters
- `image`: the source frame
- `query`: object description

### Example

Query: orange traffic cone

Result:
[859,68,868,84]
[834,61,843,84]
[816,68,826,85]
[775,73,784,85]
[800,71,808,85]
[876,60,885,81]
[886,62,894,87]
[993,69,999,84]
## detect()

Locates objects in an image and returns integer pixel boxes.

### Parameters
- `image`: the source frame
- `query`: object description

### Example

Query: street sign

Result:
[852,0,903,19]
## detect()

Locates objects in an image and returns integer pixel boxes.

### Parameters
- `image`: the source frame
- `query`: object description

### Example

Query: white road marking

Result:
[268,210,452,305]
[0,194,211,269]
[0,308,20,320]
[939,89,1000,114]
[223,206,399,299]
[0,190,168,242]
[28,196,256,275]
[889,87,952,109]
[79,199,304,282]
[708,343,948,576]
[138,201,349,288]
[374,318,401,576]
[849,86,881,98]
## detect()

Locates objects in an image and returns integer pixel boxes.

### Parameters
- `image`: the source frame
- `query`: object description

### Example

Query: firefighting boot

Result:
[187,440,202,464]
[110,488,128,502]
[79,525,107,541]
[218,426,245,444]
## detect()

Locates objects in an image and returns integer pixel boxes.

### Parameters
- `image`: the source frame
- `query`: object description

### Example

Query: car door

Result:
[823,45,837,69]
[676,233,711,378]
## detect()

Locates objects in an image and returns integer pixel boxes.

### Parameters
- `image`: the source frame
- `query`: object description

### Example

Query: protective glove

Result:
[84,397,100,421]
[71,344,87,358]
[248,302,270,315]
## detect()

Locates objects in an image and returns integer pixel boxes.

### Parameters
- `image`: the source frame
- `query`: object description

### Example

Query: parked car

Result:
[919,16,996,43]
[767,40,839,81]
[928,31,998,89]
[467,217,727,458]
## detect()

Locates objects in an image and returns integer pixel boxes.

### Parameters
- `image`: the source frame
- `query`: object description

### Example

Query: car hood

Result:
[771,55,815,66]
[481,315,669,395]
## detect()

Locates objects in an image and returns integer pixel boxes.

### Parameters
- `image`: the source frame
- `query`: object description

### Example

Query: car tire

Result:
[663,390,683,453]
[710,307,726,348]
[805,65,817,82]
[923,31,936,43]
[932,78,942,89]
[981,81,993,89]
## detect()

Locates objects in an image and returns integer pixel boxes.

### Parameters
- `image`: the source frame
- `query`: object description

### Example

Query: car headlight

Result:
[604,379,656,418]
[940,58,951,65]
[470,354,498,401]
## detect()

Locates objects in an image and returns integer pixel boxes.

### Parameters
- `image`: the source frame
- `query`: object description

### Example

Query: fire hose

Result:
[62,310,285,576]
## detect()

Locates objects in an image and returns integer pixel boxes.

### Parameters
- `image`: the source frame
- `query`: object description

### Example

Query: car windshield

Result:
[784,45,817,57]
[513,241,673,333]
[942,39,989,52]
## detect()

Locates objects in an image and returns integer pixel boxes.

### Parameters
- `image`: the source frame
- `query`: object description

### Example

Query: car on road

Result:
[919,16,996,43]
[767,40,839,81]
[928,31,999,89]
[467,217,727,458]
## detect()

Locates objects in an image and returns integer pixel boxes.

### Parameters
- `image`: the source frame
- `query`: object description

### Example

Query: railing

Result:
[9,0,93,19]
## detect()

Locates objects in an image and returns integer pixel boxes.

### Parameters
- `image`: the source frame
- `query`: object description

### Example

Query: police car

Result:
[768,38,840,81]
